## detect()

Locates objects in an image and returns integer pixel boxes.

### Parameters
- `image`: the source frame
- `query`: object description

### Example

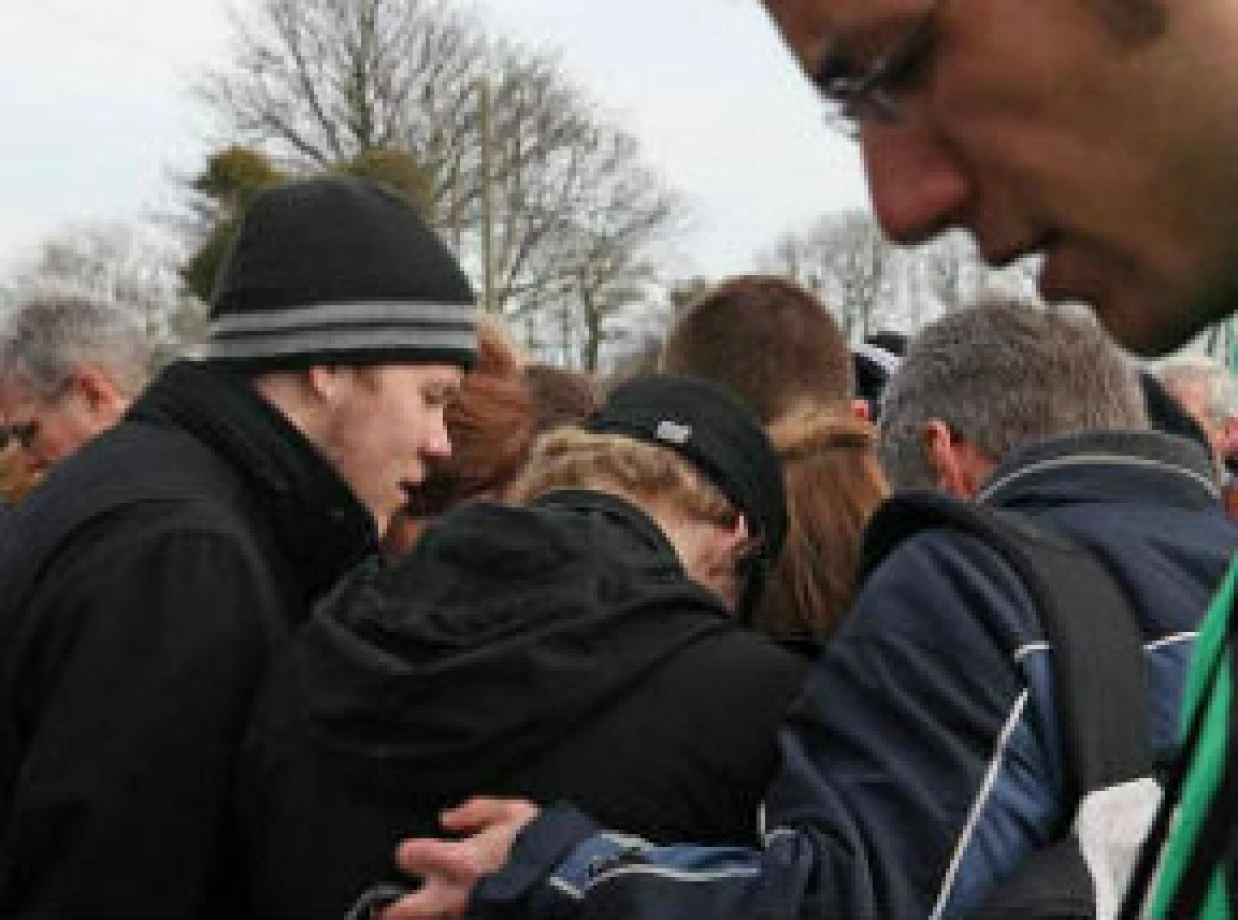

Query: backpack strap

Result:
[860,491,1152,806]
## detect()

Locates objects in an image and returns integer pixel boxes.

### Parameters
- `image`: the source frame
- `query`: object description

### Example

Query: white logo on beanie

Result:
[655,420,692,445]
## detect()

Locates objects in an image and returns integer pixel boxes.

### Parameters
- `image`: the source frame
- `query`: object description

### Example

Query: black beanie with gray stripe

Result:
[203,176,478,372]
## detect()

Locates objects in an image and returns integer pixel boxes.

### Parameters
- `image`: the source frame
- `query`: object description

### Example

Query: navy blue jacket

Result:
[465,431,1236,919]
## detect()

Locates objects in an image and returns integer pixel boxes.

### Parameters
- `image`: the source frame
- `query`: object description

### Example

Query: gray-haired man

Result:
[1155,355,1238,480]
[0,289,153,475]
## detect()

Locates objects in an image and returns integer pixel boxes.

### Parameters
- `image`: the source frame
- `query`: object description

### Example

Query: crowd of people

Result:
[5,0,1238,917]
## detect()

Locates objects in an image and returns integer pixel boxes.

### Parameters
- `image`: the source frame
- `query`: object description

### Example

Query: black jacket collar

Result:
[128,360,376,599]
[530,488,680,562]
[979,430,1219,512]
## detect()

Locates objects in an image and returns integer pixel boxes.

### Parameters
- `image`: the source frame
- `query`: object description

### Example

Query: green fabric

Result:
[1148,560,1237,917]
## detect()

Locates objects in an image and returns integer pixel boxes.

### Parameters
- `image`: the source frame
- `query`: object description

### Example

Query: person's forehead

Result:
[763,0,926,68]
[386,363,464,389]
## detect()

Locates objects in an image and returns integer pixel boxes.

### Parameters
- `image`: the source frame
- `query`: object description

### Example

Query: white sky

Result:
[0,0,869,279]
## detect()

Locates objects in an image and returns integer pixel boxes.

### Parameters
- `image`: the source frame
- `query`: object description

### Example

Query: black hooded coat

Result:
[237,489,807,918]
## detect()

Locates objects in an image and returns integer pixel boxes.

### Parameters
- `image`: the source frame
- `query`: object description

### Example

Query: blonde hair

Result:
[754,408,888,642]
[510,428,737,532]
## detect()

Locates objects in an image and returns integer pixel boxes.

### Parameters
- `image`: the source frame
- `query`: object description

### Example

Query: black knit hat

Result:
[202,176,479,372]
[853,332,907,422]
[586,374,787,617]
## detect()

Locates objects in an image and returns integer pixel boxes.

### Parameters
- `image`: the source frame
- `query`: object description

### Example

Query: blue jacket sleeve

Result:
[469,532,1057,920]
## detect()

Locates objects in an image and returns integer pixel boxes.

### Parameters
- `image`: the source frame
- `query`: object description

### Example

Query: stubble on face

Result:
[1086,0,1166,44]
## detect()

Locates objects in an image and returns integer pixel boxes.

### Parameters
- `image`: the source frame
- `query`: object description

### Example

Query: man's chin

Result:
[1037,263,1200,356]
[1081,291,1207,357]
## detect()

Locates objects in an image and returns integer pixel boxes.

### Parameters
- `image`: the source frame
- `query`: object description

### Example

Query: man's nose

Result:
[860,123,970,246]
[426,414,452,459]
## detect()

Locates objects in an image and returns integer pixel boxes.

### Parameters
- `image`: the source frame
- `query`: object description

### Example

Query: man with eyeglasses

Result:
[375,1,1238,918]
[0,290,152,479]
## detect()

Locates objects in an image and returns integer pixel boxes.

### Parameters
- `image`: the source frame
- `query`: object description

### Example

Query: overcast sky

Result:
[1,0,869,278]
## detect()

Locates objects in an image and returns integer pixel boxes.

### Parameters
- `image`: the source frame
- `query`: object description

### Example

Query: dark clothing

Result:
[467,431,1238,920]
[0,361,375,919]
[237,489,807,919]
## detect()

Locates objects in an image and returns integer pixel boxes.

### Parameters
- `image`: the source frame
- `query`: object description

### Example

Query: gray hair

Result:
[879,300,1147,490]
[1155,355,1236,428]
[0,287,153,402]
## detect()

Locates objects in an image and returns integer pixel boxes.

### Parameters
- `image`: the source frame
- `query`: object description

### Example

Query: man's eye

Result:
[879,42,933,94]
[873,19,938,95]
[423,388,456,408]
[812,50,859,102]
[1,421,39,450]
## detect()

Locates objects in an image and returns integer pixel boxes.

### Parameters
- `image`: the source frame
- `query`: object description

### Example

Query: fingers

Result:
[382,799,541,920]
[378,875,468,920]
[439,796,539,834]
[382,838,489,920]
[396,837,471,880]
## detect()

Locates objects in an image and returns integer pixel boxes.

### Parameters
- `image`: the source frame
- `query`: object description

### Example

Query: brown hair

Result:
[397,318,535,520]
[473,315,526,375]
[510,428,737,532]
[523,363,599,433]
[753,409,888,642]
[660,275,854,424]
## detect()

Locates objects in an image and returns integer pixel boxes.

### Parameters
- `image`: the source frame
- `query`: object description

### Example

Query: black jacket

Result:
[0,361,376,919]
[237,489,808,919]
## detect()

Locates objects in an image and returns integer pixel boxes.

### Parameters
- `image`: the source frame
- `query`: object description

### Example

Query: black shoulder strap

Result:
[861,491,1152,806]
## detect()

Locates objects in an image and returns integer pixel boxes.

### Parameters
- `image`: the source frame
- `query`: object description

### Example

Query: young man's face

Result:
[765,0,1238,354]
[318,363,463,532]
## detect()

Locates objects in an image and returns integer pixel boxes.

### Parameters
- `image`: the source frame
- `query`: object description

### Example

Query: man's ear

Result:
[70,366,127,417]
[306,365,348,402]
[923,420,983,499]
[726,513,753,558]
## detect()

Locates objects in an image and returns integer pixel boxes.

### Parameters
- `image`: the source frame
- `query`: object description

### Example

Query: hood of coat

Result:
[263,489,738,801]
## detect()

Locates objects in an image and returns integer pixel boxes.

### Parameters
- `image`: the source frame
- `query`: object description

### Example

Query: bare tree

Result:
[196,0,685,357]
[904,231,1043,320]
[521,129,681,370]
[759,210,899,340]
[905,231,977,318]
[759,211,1054,340]
[198,0,487,170]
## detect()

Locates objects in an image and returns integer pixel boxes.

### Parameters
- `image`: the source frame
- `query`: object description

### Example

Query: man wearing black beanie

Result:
[0,176,478,918]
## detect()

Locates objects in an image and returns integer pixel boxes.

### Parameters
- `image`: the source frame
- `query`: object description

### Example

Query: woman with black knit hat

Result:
[236,375,808,920]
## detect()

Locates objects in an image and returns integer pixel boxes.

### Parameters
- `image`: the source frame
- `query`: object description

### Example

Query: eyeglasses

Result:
[0,420,39,453]
[812,0,947,135]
